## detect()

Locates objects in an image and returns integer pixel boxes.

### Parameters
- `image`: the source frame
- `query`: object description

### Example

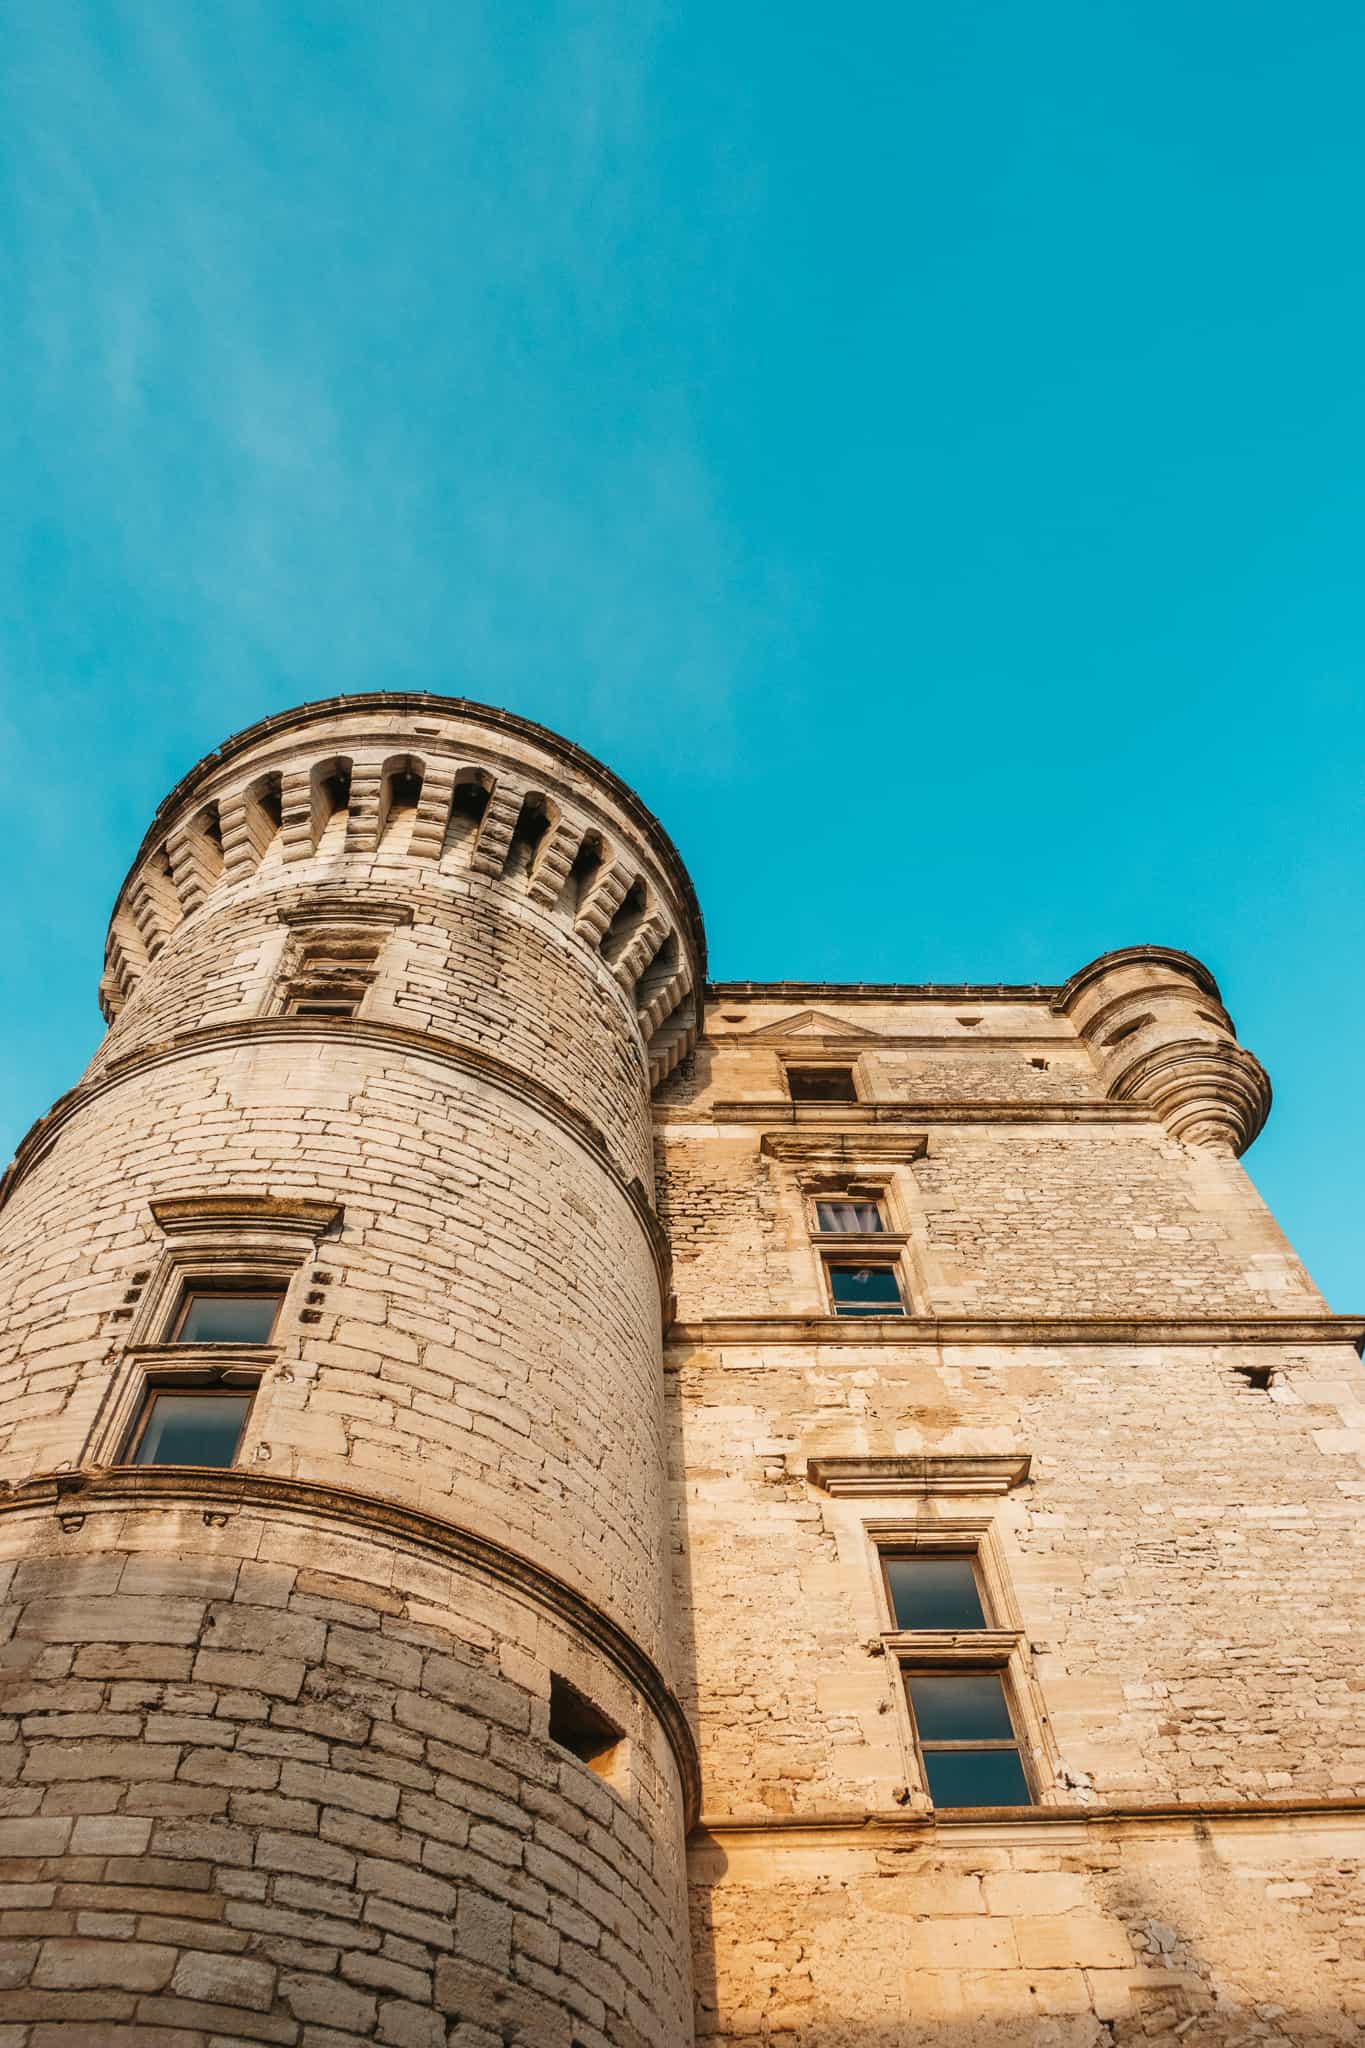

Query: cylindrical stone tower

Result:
[0,695,704,2047]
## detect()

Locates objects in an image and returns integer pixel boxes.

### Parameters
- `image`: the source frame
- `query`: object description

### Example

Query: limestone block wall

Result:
[661,987,1365,2044]
[0,1484,693,2047]
[0,1041,670,1658]
[669,1338,1365,1819]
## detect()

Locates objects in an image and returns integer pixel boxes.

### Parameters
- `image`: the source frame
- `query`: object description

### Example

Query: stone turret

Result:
[0,695,704,2045]
[1055,945,1271,1154]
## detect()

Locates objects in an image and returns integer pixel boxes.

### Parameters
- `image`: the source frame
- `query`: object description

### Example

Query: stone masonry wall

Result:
[0,1037,670,1671]
[661,992,1364,2044]
[0,1497,691,2048]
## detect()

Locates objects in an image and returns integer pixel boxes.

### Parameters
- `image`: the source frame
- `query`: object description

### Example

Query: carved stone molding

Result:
[667,1313,1365,1350]
[150,1194,343,1241]
[807,1453,1031,1496]
[760,1131,929,1164]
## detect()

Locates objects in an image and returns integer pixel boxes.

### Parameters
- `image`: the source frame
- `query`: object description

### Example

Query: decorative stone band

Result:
[0,1017,673,1308]
[660,1103,1157,1127]
[666,1314,1365,1349]
[0,1464,701,1828]
[1054,945,1272,1154]
[693,1797,1365,1844]
[807,1453,1031,1496]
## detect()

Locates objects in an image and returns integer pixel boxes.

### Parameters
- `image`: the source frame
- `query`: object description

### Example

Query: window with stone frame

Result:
[85,1194,341,1473]
[785,1063,859,1103]
[873,1523,1045,1811]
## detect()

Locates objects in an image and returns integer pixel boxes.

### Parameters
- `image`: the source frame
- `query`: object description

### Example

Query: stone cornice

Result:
[691,1796,1365,1849]
[658,1101,1154,1128]
[707,981,1058,1001]
[807,1453,1031,1496]
[113,692,706,980]
[667,1314,1365,1350]
[0,1020,671,1307]
[150,1194,344,1241]
[760,1131,929,1163]
[0,1465,701,1828]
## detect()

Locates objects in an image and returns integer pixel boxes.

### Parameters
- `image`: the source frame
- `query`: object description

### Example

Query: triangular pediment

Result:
[742,1009,883,1043]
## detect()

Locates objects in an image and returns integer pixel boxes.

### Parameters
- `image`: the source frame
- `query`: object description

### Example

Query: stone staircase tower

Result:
[0,695,703,2046]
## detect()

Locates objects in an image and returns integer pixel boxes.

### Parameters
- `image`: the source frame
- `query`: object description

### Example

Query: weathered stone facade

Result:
[1,694,1361,2045]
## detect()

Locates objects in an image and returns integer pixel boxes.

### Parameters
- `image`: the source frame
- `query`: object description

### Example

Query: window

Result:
[877,1535,1037,1811]
[884,1551,985,1630]
[787,1066,858,1103]
[815,1197,885,1234]
[125,1388,253,1468]
[170,1288,283,1345]
[284,995,359,1018]
[827,1264,905,1317]
[905,1671,1031,1807]
[548,1675,626,1786]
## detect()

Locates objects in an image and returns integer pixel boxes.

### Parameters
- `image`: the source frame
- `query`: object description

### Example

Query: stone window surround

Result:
[264,896,414,1023]
[865,1513,1062,1812]
[782,1056,864,1104]
[775,1140,930,1318]
[82,1195,342,1470]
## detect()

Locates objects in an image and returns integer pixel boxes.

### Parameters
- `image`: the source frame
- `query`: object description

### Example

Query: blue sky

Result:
[1,3,1361,1303]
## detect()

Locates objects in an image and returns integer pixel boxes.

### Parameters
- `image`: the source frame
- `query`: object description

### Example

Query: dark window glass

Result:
[906,1670,1031,1808]
[289,999,358,1017]
[130,1391,251,1468]
[828,1265,904,1316]
[885,1554,986,1631]
[173,1292,282,1344]
[815,1200,884,1234]
[908,1672,1014,1742]
[788,1067,857,1103]
[921,1747,1032,1808]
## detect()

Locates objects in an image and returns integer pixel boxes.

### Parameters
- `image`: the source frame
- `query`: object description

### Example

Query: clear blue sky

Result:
[1,5,1361,1304]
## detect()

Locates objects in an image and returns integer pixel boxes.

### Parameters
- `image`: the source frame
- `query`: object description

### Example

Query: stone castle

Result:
[0,693,1361,2047]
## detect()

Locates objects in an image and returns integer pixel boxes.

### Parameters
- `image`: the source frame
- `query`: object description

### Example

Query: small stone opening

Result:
[503,792,553,881]
[442,773,490,862]
[548,1674,624,1782]
[1102,1012,1154,1049]
[601,877,648,963]
[562,828,606,914]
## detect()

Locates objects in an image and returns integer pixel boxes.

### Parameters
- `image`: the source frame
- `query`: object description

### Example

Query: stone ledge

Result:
[808,1453,1032,1495]
[658,1101,1156,1127]
[691,1795,1365,1849]
[667,1314,1365,1350]
[0,1464,701,1828]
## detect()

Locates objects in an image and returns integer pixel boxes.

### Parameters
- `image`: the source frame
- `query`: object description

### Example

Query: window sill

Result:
[120,1342,279,1386]
[885,1629,1023,1660]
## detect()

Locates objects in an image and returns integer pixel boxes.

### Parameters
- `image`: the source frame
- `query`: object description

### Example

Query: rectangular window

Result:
[815,1198,884,1234]
[828,1264,905,1317]
[286,996,359,1018]
[787,1066,858,1103]
[883,1552,986,1630]
[170,1289,283,1345]
[127,1388,252,1468]
[904,1670,1031,1808]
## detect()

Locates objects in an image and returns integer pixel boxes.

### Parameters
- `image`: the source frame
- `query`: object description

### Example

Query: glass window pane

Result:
[922,1747,1031,1808]
[788,1068,857,1103]
[829,1266,903,1315]
[816,1201,884,1234]
[175,1292,281,1344]
[885,1555,986,1631]
[907,1671,1015,1743]
[132,1392,250,1468]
